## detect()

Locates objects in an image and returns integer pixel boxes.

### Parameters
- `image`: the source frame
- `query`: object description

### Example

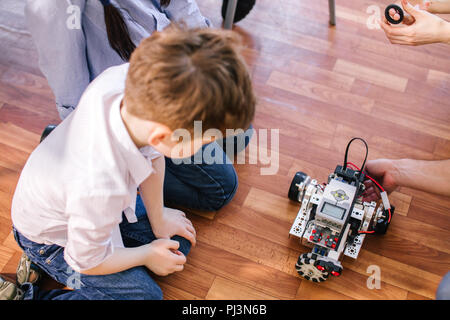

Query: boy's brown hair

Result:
[125,25,255,134]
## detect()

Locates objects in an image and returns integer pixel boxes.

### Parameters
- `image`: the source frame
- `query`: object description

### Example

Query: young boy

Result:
[1,26,255,300]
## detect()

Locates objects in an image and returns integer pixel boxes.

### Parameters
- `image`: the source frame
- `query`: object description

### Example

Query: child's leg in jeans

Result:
[163,126,253,211]
[119,195,192,256]
[13,200,190,300]
[12,228,164,300]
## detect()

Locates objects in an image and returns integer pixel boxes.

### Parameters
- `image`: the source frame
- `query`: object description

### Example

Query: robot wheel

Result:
[295,253,329,282]
[288,171,309,202]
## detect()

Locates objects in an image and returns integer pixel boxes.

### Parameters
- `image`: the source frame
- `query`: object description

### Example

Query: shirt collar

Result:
[110,94,152,186]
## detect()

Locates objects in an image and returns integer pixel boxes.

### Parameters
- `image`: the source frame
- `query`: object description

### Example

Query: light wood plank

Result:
[266,70,374,114]
[206,276,279,300]
[334,59,408,92]
[427,69,450,88]
[296,280,353,300]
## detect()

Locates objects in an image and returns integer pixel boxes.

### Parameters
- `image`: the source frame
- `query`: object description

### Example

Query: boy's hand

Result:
[363,159,399,202]
[152,207,197,247]
[144,239,187,276]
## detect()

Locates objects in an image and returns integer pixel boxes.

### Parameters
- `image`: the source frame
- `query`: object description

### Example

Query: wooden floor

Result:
[0,0,449,300]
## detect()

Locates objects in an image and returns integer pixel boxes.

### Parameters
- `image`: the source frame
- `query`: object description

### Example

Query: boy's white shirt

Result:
[11,63,162,273]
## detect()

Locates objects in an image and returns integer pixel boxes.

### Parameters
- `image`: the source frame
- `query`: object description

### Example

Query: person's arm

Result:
[25,0,91,119]
[363,159,450,201]
[441,19,450,44]
[81,239,186,276]
[139,156,197,246]
[426,0,450,14]
[380,0,450,45]
[64,189,187,276]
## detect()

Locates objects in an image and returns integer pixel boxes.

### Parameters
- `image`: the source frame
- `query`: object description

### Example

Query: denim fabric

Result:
[13,194,191,300]
[163,125,253,211]
[437,272,450,300]
[164,142,238,211]
[12,123,252,299]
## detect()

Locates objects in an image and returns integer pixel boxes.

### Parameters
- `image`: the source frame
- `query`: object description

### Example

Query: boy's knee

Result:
[206,166,238,211]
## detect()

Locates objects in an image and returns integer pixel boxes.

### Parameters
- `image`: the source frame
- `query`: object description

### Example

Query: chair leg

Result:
[329,0,336,26]
[224,0,238,29]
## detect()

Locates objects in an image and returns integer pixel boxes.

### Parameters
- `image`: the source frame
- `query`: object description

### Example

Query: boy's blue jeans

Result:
[13,131,252,300]
[13,195,189,300]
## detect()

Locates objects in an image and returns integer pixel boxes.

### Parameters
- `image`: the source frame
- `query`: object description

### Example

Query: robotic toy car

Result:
[288,138,394,282]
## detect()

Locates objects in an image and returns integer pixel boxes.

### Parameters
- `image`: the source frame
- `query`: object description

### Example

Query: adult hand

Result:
[151,207,197,247]
[380,0,450,45]
[144,239,187,276]
[363,159,399,202]
[424,0,450,14]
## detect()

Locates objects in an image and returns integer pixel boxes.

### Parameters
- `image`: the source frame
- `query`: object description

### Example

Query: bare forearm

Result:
[81,246,147,275]
[442,20,450,44]
[391,159,450,196]
[140,156,165,224]
[427,0,450,13]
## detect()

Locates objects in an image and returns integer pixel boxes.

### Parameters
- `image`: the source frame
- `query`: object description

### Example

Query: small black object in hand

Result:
[385,4,404,24]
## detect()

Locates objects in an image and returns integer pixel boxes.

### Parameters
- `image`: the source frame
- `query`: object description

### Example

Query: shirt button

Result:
[46,260,51,264]
[39,249,45,255]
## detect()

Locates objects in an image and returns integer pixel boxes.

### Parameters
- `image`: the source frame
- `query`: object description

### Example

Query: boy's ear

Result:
[146,123,173,147]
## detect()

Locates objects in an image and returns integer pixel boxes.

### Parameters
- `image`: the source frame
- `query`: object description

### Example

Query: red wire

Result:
[346,162,392,231]
[347,162,385,192]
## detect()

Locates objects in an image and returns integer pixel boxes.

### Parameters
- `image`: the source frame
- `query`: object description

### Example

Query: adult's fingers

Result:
[388,8,402,22]
[401,0,421,17]
[389,8,396,17]
[402,12,416,25]
[364,180,375,190]
[364,192,381,203]
[382,18,412,36]
[380,17,392,32]
[365,185,381,200]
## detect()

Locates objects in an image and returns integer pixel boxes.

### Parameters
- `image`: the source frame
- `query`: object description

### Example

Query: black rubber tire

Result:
[221,0,256,23]
[385,4,404,25]
[295,253,329,282]
[40,124,57,143]
[288,171,308,202]
[374,205,396,234]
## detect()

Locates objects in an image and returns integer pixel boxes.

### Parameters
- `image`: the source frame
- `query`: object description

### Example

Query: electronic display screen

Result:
[321,202,346,220]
